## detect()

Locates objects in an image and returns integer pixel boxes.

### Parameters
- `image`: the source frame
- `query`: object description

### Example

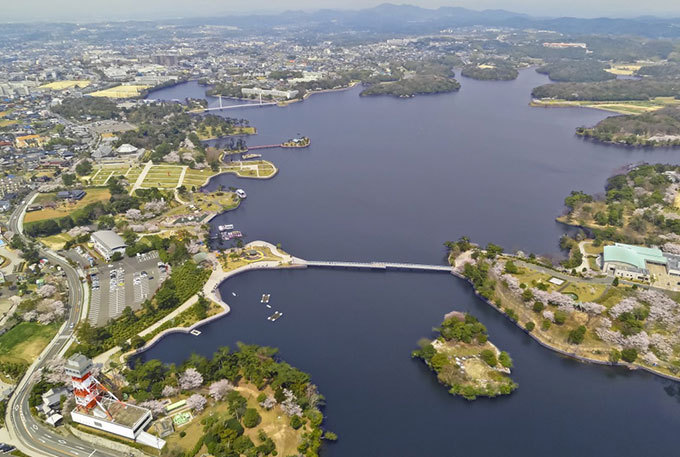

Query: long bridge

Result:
[190,103,277,113]
[304,260,454,273]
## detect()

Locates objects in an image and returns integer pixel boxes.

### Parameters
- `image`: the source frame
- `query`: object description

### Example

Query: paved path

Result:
[128,160,153,195]
[177,165,188,188]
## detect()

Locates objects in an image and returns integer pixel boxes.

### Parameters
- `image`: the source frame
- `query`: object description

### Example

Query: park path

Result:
[129,160,153,195]
[177,165,188,188]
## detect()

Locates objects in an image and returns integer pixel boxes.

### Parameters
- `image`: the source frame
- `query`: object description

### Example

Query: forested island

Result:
[577,106,680,146]
[412,312,517,400]
[535,60,616,82]
[460,62,519,81]
[360,75,460,97]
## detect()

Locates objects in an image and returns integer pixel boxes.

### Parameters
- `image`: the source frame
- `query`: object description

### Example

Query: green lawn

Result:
[0,322,59,365]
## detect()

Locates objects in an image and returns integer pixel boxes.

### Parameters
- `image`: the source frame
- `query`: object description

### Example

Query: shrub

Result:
[532,301,545,313]
[541,319,552,331]
[290,415,303,430]
[568,325,586,344]
[554,310,567,325]
[525,321,535,332]
[609,349,621,363]
[621,348,638,363]
[499,351,513,368]
[242,408,261,428]
[179,431,186,438]
[480,349,497,367]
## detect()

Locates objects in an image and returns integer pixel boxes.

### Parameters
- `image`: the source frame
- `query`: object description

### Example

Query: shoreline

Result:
[118,244,680,383]
[107,241,305,364]
[451,255,680,383]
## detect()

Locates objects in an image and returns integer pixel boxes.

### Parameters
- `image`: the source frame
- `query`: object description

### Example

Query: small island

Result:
[412,312,517,400]
[282,136,311,148]
[360,75,460,98]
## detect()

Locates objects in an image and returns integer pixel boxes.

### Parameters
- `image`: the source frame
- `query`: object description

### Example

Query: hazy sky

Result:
[5,0,680,22]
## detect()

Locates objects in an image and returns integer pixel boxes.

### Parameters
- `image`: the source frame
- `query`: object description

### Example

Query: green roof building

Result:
[602,243,667,281]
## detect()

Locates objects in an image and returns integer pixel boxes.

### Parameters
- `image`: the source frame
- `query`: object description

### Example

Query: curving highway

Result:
[4,193,116,457]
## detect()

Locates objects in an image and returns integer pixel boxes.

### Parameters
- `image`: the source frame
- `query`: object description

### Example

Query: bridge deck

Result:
[305,260,453,272]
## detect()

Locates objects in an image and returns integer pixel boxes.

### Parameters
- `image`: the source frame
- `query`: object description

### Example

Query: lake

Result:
[142,71,680,456]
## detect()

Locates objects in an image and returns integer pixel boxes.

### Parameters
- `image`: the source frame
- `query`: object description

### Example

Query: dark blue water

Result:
[150,72,680,263]
[143,71,680,456]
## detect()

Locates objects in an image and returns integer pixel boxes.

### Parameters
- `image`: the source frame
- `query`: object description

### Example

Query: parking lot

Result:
[84,251,166,327]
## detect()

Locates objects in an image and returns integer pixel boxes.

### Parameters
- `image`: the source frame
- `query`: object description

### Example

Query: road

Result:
[4,192,116,457]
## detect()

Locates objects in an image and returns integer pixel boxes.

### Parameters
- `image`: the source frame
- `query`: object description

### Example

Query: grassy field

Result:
[223,160,277,179]
[88,85,149,98]
[0,322,59,366]
[141,165,184,189]
[39,232,74,250]
[197,126,256,140]
[40,80,91,90]
[559,282,607,302]
[180,169,215,188]
[26,188,111,223]
[88,165,139,187]
[163,383,304,457]
[531,97,680,115]
[605,64,642,76]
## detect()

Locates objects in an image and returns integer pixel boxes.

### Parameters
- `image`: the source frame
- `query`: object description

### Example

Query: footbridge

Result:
[304,260,454,273]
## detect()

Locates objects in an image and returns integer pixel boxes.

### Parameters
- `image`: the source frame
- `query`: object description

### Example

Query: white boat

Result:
[218,224,234,231]
[236,189,247,199]
[232,292,237,297]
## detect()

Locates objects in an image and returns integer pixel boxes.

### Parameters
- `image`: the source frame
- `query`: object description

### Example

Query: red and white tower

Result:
[65,354,117,416]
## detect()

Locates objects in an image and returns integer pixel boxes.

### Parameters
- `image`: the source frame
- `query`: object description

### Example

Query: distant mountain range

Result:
[171,3,680,38]
[3,3,680,40]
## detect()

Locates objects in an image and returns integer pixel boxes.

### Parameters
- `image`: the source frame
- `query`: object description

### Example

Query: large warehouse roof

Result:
[91,230,127,250]
[603,243,666,270]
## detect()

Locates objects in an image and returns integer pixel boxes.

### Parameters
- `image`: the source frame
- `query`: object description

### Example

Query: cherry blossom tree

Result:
[208,379,234,401]
[37,284,57,298]
[162,385,179,397]
[280,389,302,417]
[140,400,166,417]
[259,396,276,410]
[608,298,640,319]
[179,368,203,390]
[186,394,207,412]
[126,209,143,221]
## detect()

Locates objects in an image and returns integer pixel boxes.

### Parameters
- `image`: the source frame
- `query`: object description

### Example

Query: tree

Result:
[111,252,123,262]
[62,173,76,186]
[480,349,497,367]
[242,408,261,428]
[186,394,206,412]
[130,335,145,349]
[504,261,519,274]
[179,368,203,390]
[499,351,513,368]
[208,379,233,401]
[525,321,535,332]
[554,310,567,325]
[75,160,93,176]
[621,348,638,363]
[568,325,587,344]
[290,415,303,430]
[612,277,620,286]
